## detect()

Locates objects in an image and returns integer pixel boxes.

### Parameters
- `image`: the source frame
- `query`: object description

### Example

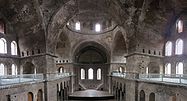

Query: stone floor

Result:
[69,89,114,100]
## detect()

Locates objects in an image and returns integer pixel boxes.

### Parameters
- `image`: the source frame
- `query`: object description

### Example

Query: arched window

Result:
[58,67,64,73]
[176,62,183,74]
[11,64,17,75]
[149,93,155,101]
[28,92,33,101]
[97,68,101,80]
[165,63,171,75]
[177,20,183,33]
[0,38,7,54]
[0,20,5,34]
[165,41,172,56]
[140,90,145,101]
[75,21,80,30]
[95,23,101,32]
[81,68,85,80]
[88,68,93,80]
[0,63,5,76]
[175,39,183,55]
[146,67,149,74]
[119,67,123,73]
[11,41,17,55]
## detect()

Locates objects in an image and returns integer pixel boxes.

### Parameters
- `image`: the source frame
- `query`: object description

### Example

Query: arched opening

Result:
[113,31,127,63]
[88,68,93,80]
[81,68,85,80]
[73,42,109,89]
[0,38,7,54]
[176,20,183,33]
[175,39,183,55]
[149,93,155,101]
[140,90,145,101]
[176,62,183,74]
[58,67,64,73]
[37,89,43,101]
[165,41,172,56]
[11,64,17,75]
[11,41,17,55]
[97,68,101,80]
[28,92,33,101]
[165,63,171,75]
[23,62,36,74]
[0,63,5,76]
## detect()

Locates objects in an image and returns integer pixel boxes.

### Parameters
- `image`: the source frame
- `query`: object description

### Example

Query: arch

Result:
[176,20,183,33]
[165,63,171,75]
[175,39,183,55]
[11,64,17,75]
[46,0,77,54]
[176,62,183,74]
[73,41,110,63]
[0,38,7,54]
[28,92,33,101]
[97,68,101,80]
[81,68,85,80]
[140,90,145,101]
[0,63,5,76]
[37,89,43,101]
[11,41,17,55]
[149,93,155,101]
[113,31,127,56]
[58,67,64,73]
[22,62,36,74]
[165,41,172,56]
[56,32,71,58]
[88,68,93,80]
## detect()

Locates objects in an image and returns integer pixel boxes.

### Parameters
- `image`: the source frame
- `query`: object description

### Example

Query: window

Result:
[176,62,183,74]
[0,20,4,34]
[175,39,183,55]
[165,41,172,56]
[59,67,63,73]
[0,38,7,54]
[149,93,155,101]
[97,68,101,80]
[0,63,5,76]
[177,20,183,33]
[95,23,101,32]
[119,67,123,73]
[88,68,93,80]
[81,68,85,80]
[11,64,17,75]
[165,63,171,75]
[75,21,80,30]
[11,41,17,55]
[140,90,145,101]
[146,67,149,74]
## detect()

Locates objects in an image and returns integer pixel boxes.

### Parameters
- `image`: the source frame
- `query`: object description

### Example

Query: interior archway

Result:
[23,62,36,74]
[73,42,109,90]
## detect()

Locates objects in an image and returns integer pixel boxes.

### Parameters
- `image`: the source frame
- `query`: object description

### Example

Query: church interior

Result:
[0,0,187,101]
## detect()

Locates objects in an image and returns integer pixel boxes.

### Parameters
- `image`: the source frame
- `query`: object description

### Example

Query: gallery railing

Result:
[46,73,72,80]
[112,72,187,85]
[0,74,43,86]
[0,73,73,86]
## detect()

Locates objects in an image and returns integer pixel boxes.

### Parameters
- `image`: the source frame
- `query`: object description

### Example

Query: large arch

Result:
[73,41,110,63]
[73,41,110,90]
[112,31,127,63]
[55,32,71,58]
[22,62,36,74]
